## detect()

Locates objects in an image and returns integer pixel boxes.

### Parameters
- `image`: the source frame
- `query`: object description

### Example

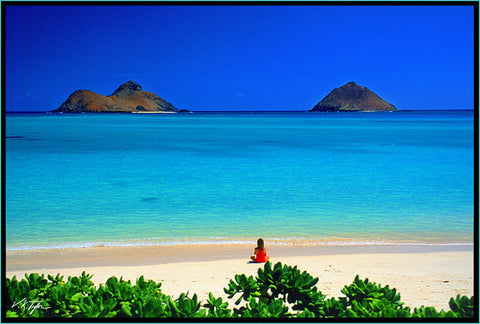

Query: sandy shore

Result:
[6,244,474,312]
[131,111,177,113]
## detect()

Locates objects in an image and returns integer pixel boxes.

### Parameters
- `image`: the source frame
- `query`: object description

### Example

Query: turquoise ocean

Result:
[5,111,475,250]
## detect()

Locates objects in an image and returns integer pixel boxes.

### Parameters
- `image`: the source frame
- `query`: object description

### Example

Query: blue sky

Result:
[4,4,475,111]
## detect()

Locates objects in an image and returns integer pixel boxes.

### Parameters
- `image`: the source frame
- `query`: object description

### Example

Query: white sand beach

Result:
[6,244,474,312]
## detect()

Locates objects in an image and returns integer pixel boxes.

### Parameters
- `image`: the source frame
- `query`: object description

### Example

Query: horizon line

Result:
[4,108,476,113]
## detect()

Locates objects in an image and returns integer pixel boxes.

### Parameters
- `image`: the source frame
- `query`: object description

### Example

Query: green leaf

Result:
[121,302,133,317]
[70,292,84,303]
[6,310,19,318]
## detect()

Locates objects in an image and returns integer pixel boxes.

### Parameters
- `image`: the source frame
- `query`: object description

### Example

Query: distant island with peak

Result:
[310,81,397,112]
[51,80,397,113]
[52,81,179,113]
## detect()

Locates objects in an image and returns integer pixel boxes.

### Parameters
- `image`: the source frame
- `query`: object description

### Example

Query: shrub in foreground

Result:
[4,262,475,319]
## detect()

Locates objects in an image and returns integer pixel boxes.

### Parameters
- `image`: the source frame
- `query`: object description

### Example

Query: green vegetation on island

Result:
[5,262,475,319]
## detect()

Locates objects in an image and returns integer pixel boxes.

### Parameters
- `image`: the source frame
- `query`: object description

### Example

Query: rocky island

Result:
[52,81,178,113]
[311,81,397,112]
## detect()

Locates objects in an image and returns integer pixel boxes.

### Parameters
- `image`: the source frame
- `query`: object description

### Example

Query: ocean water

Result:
[5,111,475,250]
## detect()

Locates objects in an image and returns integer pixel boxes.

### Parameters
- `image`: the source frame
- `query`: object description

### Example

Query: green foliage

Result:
[204,292,232,317]
[448,295,476,318]
[237,298,290,318]
[409,295,476,318]
[411,306,451,318]
[339,275,411,318]
[169,293,207,318]
[5,272,175,318]
[224,261,327,316]
[5,263,476,319]
[224,273,260,305]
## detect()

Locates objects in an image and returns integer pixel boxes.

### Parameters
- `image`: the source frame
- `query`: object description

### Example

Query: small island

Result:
[52,81,178,113]
[310,81,397,112]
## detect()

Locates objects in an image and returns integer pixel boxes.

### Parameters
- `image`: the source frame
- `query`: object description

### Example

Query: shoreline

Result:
[5,244,474,311]
[6,237,473,253]
[131,111,177,114]
[6,243,473,271]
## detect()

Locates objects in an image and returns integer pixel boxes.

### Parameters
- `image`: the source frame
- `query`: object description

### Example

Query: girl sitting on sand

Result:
[250,238,270,263]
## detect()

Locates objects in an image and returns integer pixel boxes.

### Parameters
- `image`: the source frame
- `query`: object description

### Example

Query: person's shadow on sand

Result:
[246,260,269,264]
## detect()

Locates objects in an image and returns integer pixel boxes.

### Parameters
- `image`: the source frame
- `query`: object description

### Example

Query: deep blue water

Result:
[5,111,475,250]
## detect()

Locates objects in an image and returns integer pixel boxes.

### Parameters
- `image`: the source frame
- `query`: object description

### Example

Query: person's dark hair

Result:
[257,238,265,249]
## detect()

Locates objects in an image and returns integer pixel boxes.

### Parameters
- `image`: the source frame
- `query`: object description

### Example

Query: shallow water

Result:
[5,110,474,250]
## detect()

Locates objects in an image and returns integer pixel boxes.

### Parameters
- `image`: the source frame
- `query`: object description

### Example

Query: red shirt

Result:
[254,247,268,263]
